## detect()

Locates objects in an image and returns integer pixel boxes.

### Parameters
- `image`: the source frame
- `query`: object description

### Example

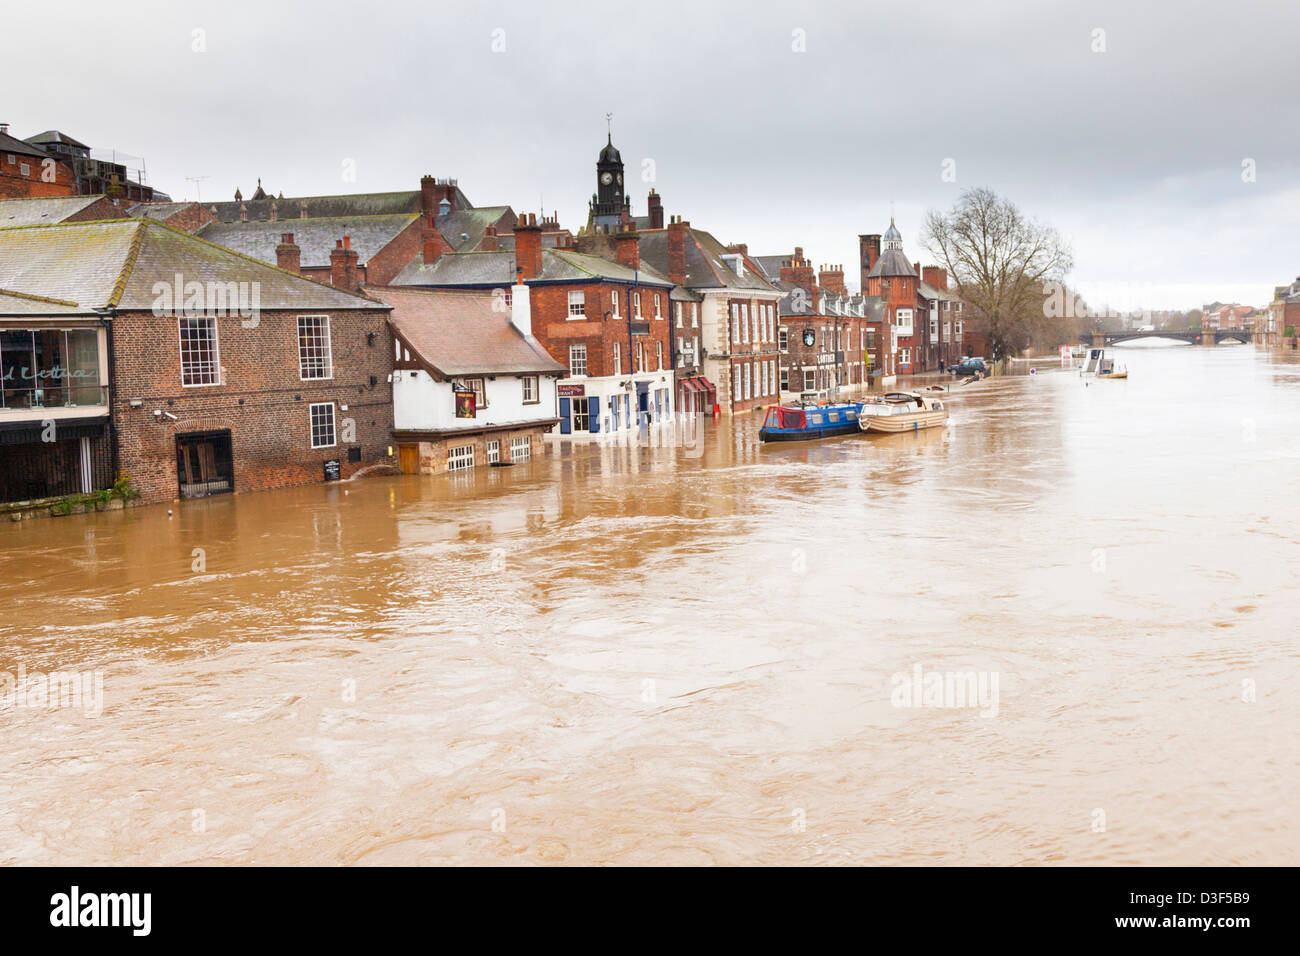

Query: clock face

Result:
[600,172,613,185]
[616,174,623,185]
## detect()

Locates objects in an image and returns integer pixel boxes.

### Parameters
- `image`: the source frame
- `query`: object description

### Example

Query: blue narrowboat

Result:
[759,398,865,442]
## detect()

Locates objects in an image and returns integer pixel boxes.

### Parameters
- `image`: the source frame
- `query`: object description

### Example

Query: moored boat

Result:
[857,391,948,434]
[759,397,864,442]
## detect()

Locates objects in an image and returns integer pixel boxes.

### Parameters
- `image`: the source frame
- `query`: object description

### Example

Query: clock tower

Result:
[590,133,629,231]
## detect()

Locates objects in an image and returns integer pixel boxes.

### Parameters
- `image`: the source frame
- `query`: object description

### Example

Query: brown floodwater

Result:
[2,342,1298,866]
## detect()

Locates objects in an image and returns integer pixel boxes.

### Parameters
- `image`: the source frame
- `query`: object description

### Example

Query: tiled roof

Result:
[0,195,108,227]
[370,287,564,377]
[0,219,384,314]
[0,130,50,160]
[197,214,418,267]
[918,280,959,302]
[638,226,778,292]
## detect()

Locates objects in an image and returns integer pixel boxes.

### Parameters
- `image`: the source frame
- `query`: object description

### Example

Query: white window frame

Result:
[691,303,698,327]
[297,314,333,381]
[569,344,587,376]
[521,375,538,404]
[656,341,663,370]
[611,289,620,317]
[466,376,487,410]
[896,308,914,334]
[612,342,621,375]
[803,369,815,391]
[309,402,337,449]
[567,290,586,318]
[633,292,642,318]
[486,439,501,463]
[654,294,663,319]
[178,317,221,387]
[447,445,475,471]
[510,436,531,461]
[675,302,683,328]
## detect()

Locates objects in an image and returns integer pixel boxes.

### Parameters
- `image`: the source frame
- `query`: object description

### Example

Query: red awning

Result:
[682,378,704,393]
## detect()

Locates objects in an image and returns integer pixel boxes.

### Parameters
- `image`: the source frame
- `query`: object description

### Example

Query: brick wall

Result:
[403,426,548,476]
[110,307,396,503]
[0,150,76,199]
[529,281,674,377]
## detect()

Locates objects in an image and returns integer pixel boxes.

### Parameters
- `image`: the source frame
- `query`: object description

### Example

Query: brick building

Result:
[638,217,782,416]
[23,129,168,202]
[0,195,132,227]
[755,249,881,397]
[0,219,394,506]
[197,176,515,288]
[0,124,75,199]
[858,218,969,376]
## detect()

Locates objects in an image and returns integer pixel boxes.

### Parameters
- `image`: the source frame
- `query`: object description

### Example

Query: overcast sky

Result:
[9,0,1299,309]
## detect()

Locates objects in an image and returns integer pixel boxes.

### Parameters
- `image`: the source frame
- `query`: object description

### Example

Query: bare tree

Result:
[923,188,1073,358]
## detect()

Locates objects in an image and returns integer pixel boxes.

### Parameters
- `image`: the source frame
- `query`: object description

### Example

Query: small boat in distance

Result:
[759,392,864,442]
[857,391,949,434]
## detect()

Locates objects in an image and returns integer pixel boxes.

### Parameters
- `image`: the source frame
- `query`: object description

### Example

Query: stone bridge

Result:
[1080,329,1254,347]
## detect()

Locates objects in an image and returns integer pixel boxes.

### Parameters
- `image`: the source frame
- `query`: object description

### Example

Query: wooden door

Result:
[398,444,419,474]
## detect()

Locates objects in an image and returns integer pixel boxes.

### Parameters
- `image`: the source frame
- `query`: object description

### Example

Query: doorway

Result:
[176,431,234,498]
[398,443,420,474]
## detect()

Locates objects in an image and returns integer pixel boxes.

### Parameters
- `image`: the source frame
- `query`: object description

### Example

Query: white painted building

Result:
[372,284,566,475]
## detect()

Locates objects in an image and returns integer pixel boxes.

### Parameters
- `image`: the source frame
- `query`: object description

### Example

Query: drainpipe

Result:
[95,308,119,486]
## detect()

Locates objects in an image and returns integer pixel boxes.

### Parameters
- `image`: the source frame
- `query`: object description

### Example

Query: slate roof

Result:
[918,280,959,302]
[0,219,385,314]
[752,255,787,281]
[0,130,51,160]
[197,214,418,268]
[23,130,89,150]
[389,248,676,289]
[0,288,85,316]
[127,201,198,220]
[437,207,515,251]
[0,195,108,227]
[370,287,564,378]
[866,247,916,279]
[390,251,516,287]
[206,189,434,223]
[638,226,778,293]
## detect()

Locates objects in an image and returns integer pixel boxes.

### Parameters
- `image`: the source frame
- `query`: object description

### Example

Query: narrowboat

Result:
[857,391,949,434]
[759,396,864,442]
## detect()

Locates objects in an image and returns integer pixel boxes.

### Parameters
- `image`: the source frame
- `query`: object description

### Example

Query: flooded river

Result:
[2,342,1298,865]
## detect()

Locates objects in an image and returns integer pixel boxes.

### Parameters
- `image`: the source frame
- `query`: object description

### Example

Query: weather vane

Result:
[606,112,613,138]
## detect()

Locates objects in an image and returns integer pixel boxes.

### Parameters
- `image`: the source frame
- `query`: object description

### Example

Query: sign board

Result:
[557,383,586,397]
[454,390,476,418]
[323,459,341,481]
[801,329,816,347]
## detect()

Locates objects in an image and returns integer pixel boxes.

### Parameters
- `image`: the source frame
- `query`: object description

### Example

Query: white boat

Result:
[857,391,949,434]
[1080,347,1128,379]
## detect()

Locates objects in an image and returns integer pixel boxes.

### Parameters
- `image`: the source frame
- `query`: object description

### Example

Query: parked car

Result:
[951,357,990,377]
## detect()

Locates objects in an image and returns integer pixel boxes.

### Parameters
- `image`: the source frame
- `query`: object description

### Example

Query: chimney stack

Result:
[647,189,664,230]
[614,223,640,270]
[780,247,817,295]
[859,234,881,291]
[420,175,437,218]
[481,224,499,252]
[511,282,532,338]
[276,233,300,274]
[667,216,687,285]
[819,263,846,296]
[330,236,360,293]
[922,266,948,291]
[513,213,543,280]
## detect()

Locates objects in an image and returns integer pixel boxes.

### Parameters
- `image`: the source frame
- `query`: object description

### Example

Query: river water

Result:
[2,342,1297,865]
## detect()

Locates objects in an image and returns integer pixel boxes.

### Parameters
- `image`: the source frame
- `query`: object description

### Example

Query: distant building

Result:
[0,124,76,199]
[22,129,168,202]
[0,195,132,227]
